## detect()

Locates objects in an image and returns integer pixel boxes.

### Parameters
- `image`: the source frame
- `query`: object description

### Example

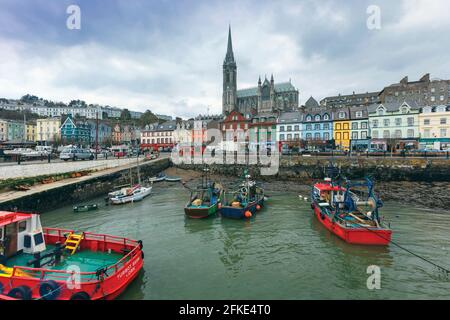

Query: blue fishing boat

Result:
[220,173,265,219]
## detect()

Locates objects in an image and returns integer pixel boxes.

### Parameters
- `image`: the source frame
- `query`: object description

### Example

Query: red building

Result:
[221,110,250,143]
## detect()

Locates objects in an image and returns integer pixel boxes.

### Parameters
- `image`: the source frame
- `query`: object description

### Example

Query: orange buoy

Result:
[256,205,261,211]
[244,211,252,218]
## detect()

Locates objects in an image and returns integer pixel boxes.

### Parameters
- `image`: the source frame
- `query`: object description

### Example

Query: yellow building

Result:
[333,109,351,151]
[36,118,61,144]
[26,122,37,142]
[419,105,450,150]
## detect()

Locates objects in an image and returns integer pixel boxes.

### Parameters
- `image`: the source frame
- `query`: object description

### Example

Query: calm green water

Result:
[41,183,450,299]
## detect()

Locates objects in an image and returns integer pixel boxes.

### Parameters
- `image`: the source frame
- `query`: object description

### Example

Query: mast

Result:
[136,154,141,185]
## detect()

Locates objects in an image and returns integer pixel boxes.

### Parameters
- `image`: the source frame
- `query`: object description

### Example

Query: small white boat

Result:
[110,185,152,205]
[149,172,166,183]
[165,176,181,182]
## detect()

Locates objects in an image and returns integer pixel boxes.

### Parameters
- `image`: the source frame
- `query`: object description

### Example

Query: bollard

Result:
[17,155,21,165]
[48,153,51,163]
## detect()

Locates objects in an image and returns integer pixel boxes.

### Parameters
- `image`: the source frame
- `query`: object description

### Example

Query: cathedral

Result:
[222,26,300,116]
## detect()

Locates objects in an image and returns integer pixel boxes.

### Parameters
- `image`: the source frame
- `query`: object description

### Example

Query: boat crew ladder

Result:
[65,232,84,255]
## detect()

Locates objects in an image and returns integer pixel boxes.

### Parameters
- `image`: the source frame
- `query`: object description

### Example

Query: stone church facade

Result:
[222,26,299,116]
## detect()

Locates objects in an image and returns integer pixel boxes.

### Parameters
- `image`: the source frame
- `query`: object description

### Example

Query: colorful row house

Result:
[333,108,351,151]
[248,113,277,151]
[140,120,177,151]
[302,109,333,150]
[368,101,420,151]
[349,106,370,151]
[418,105,450,150]
[60,115,91,146]
[276,112,303,148]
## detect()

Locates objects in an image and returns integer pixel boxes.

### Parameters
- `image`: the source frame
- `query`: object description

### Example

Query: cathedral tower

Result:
[222,25,237,115]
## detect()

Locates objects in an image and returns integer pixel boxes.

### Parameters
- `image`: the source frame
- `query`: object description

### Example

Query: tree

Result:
[138,110,159,127]
[120,109,132,121]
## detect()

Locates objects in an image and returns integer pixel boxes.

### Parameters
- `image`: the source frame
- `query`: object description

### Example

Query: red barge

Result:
[0,211,144,300]
[311,177,392,246]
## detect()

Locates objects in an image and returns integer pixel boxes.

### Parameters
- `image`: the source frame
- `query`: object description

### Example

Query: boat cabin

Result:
[0,211,46,262]
[312,178,346,208]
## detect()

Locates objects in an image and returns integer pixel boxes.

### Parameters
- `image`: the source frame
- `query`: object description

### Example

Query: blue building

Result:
[60,115,91,146]
[86,120,112,146]
[302,108,333,150]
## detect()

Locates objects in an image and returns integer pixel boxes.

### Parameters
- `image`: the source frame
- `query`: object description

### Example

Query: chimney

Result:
[400,76,408,84]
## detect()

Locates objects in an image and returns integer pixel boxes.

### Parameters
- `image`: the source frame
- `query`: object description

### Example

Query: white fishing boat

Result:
[110,184,152,204]
[108,155,152,205]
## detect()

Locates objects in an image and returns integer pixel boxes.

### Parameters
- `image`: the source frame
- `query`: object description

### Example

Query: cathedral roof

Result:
[236,82,297,98]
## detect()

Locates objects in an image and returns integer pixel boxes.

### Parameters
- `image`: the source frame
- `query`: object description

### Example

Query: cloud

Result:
[0,0,449,118]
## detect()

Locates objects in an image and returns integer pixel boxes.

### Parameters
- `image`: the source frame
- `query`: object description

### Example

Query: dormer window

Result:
[306,115,312,121]
[314,115,321,121]
[355,111,363,118]
[338,112,345,119]
[323,114,330,121]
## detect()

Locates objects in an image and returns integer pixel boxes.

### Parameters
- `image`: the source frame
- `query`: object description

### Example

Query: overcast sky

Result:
[0,0,449,118]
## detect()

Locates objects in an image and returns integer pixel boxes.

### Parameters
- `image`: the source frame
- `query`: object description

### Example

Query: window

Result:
[338,112,345,119]
[18,221,27,233]
[407,117,414,126]
[423,129,430,138]
[323,114,330,120]
[361,122,368,129]
[287,126,292,131]
[352,132,358,139]
[384,119,390,127]
[431,96,435,102]
[336,123,341,130]
[280,134,285,141]
[314,115,321,121]
[294,133,299,140]
[287,134,292,141]
[440,129,447,137]
[306,115,312,121]
[314,133,320,140]
[343,123,349,130]
[323,123,330,130]
[372,120,378,128]
[423,119,430,125]
[306,124,312,130]
[395,130,402,138]
[378,109,385,116]
[314,124,320,130]
[361,131,367,139]
[407,129,414,138]
[352,122,358,130]
[395,118,402,126]
[440,95,444,101]
[294,125,299,131]
[383,130,390,138]
[323,132,330,140]
[279,126,285,132]
[306,133,312,140]
[355,111,363,118]
[440,118,447,125]
[336,132,341,140]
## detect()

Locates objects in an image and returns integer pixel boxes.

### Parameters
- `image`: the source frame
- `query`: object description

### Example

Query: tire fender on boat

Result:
[0,282,3,294]
[7,285,32,300]
[138,240,143,249]
[141,251,145,260]
[70,291,91,300]
[39,280,61,300]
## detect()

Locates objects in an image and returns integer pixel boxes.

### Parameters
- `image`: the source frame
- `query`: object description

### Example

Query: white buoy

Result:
[304,197,308,201]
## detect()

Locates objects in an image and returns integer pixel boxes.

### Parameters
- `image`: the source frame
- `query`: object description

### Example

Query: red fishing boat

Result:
[310,177,392,246]
[0,211,144,300]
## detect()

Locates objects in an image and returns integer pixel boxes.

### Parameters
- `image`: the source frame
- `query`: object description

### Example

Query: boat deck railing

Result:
[7,228,141,283]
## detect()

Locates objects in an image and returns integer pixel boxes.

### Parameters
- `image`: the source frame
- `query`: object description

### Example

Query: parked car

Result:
[60,148,94,161]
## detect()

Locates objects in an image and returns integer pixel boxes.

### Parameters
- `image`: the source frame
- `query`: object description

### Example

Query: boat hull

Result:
[184,191,224,219]
[220,197,264,219]
[312,204,391,245]
[110,187,152,205]
[0,228,144,300]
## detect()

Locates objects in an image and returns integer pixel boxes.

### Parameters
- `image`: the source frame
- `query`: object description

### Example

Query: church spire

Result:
[224,25,235,64]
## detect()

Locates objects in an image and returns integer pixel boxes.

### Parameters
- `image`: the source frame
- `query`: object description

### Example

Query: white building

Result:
[276,111,303,146]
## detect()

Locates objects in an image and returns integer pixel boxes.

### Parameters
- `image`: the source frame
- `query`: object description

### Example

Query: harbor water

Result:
[41,182,450,299]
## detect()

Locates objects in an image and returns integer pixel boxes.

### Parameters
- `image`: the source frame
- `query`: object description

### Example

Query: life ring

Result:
[70,291,91,300]
[39,280,61,300]
[7,285,32,300]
